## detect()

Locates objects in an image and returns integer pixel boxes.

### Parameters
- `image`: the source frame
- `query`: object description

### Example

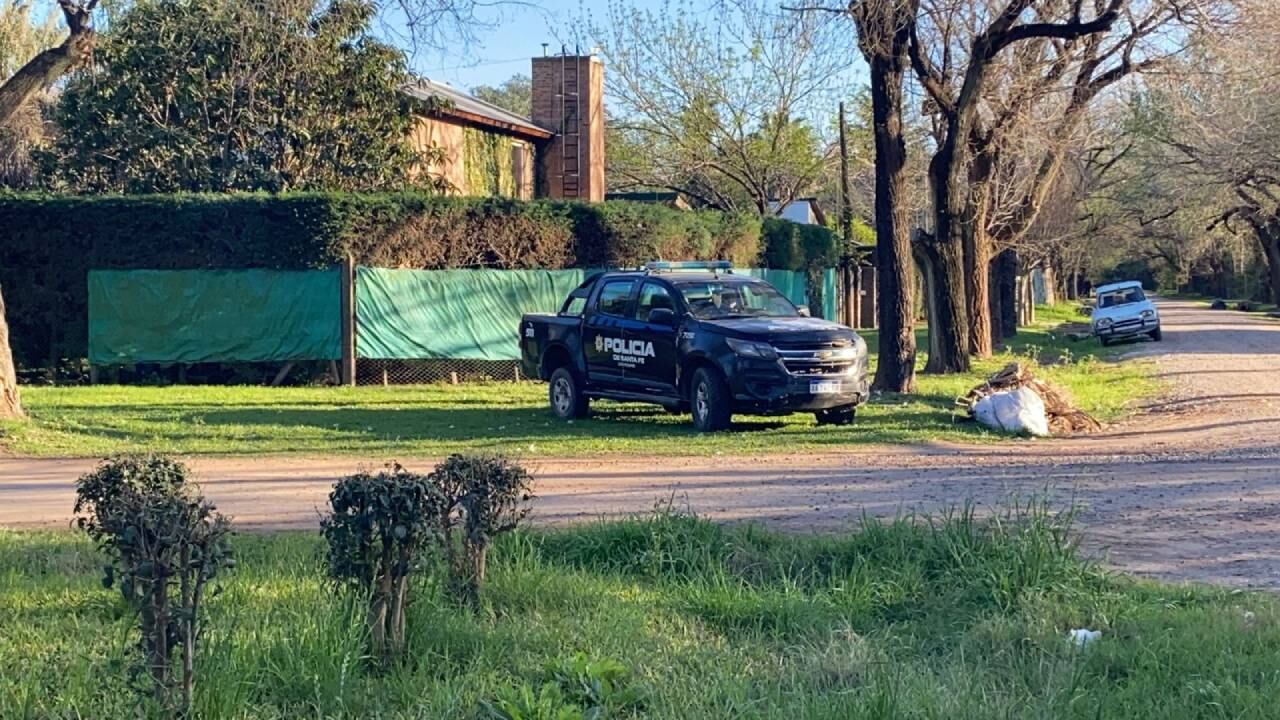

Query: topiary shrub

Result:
[321,464,443,663]
[73,455,233,718]
[428,454,534,610]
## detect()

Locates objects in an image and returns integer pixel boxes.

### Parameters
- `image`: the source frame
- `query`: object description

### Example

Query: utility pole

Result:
[838,101,858,327]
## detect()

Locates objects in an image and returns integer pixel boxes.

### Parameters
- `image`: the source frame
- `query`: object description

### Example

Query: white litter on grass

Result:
[1068,629,1102,648]
[972,386,1051,437]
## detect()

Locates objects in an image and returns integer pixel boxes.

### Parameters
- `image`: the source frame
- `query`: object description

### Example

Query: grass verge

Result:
[1,506,1275,719]
[0,305,1157,457]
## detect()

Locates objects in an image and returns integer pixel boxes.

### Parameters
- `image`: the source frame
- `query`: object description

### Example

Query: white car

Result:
[1092,281,1161,345]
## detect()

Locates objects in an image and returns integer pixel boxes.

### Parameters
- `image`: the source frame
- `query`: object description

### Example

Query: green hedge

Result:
[760,217,840,272]
[0,192,840,367]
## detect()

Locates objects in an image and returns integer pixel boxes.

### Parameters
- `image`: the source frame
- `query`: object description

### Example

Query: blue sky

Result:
[402,0,615,92]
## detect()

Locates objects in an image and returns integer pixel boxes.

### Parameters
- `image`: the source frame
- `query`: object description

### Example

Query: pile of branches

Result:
[958,362,1102,435]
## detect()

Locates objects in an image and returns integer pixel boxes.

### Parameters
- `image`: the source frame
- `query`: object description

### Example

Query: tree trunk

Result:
[966,226,994,357]
[1042,263,1058,306]
[988,259,1003,348]
[965,151,994,358]
[914,241,942,365]
[924,136,971,374]
[0,3,95,128]
[0,285,22,419]
[865,43,917,393]
[388,574,409,657]
[994,248,1018,338]
[1254,220,1280,306]
[925,237,970,374]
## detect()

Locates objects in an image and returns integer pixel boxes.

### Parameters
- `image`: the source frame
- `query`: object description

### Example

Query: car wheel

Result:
[1149,326,1163,342]
[548,367,589,419]
[815,405,857,426]
[690,367,732,432]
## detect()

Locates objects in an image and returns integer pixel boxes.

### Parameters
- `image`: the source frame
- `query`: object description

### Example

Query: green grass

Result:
[0,305,1155,457]
[2,507,1276,719]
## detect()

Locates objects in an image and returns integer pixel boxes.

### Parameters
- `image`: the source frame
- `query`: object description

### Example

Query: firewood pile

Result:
[958,362,1102,435]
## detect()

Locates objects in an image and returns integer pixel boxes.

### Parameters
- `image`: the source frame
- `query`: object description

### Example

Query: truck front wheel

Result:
[1149,326,1163,342]
[690,367,732,432]
[548,367,589,420]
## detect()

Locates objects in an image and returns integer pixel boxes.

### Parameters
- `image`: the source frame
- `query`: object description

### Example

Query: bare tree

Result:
[0,0,94,127]
[593,0,856,214]
[1138,0,1280,304]
[907,0,1128,373]
[970,0,1201,352]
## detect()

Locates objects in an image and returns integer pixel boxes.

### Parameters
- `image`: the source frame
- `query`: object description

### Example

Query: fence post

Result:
[340,255,356,387]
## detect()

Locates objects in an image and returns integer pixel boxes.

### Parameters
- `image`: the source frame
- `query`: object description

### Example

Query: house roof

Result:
[1095,280,1145,294]
[402,79,554,141]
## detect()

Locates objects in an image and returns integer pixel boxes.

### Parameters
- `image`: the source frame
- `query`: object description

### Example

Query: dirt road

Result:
[4,299,1280,588]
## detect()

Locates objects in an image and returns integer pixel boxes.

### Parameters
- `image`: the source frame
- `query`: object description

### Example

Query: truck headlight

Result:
[725,338,778,359]
[1096,318,1114,328]
[1141,310,1155,318]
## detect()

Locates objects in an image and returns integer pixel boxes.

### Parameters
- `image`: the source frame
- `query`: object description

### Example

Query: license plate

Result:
[810,381,841,395]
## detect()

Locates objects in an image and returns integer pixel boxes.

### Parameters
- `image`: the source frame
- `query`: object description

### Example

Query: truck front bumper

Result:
[728,358,869,414]
[1095,317,1159,339]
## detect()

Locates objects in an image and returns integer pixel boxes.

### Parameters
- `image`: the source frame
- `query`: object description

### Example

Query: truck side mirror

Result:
[647,308,678,327]
[797,305,811,317]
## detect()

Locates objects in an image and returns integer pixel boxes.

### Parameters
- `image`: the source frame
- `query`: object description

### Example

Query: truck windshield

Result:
[1097,287,1146,308]
[676,280,799,319]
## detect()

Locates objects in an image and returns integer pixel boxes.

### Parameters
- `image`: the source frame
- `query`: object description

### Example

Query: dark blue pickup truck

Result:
[519,262,869,432]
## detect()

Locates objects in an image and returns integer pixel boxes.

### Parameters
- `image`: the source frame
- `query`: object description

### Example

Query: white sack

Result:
[972,386,1050,437]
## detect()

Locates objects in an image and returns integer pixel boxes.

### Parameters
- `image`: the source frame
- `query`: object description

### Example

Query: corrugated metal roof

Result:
[402,79,553,140]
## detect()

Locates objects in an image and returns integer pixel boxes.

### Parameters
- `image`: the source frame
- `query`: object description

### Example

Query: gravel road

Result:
[4,299,1279,588]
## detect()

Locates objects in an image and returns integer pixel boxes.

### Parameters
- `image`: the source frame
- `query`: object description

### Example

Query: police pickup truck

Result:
[519,262,869,432]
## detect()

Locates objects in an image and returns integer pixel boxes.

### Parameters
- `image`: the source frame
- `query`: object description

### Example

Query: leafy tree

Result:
[43,0,426,193]
[472,73,531,116]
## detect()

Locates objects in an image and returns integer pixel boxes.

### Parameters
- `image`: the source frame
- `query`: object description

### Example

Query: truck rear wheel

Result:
[690,367,732,432]
[548,367,589,420]
[815,405,856,426]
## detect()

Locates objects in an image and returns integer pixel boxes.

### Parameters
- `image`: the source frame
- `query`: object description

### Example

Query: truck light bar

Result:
[642,261,733,273]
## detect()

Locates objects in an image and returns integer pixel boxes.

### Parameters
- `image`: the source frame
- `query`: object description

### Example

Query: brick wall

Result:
[531,55,605,202]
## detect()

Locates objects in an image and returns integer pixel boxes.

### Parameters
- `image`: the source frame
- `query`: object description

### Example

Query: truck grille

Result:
[776,345,859,376]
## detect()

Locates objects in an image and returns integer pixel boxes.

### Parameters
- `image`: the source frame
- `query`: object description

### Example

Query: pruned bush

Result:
[321,464,442,663]
[429,454,534,610]
[73,455,233,718]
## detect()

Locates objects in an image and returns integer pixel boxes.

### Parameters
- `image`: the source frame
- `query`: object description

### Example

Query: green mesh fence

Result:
[87,266,818,373]
[88,269,341,364]
[355,268,590,361]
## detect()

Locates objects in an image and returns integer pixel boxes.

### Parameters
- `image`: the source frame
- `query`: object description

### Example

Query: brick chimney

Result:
[531,54,605,202]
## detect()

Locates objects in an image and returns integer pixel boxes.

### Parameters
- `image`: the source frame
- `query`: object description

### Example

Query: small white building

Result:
[769,198,828,226]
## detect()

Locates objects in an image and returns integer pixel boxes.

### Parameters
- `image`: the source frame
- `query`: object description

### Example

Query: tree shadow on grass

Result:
[28,382,984,454]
